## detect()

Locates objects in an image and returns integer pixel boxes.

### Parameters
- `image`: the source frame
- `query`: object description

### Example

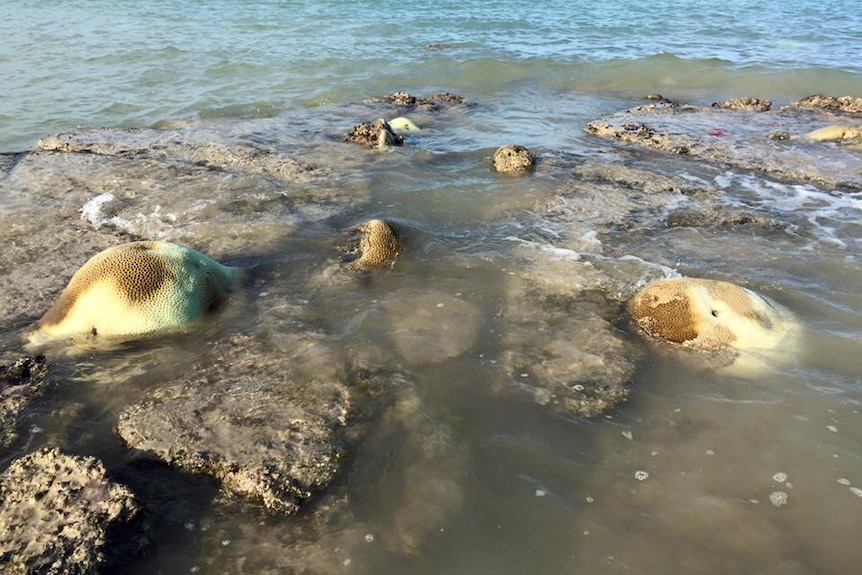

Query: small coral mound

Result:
[344,219,401,271]
[492,145,536,174]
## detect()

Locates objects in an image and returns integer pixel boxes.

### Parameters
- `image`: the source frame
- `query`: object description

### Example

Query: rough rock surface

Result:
[366,91,470,111]
[586,95,862,189]
[344,118,403,149]
[38,129,318,182]
[117,334,350,515]
[0,447,142,575]
[501,274,643,418]
[492,144,536,174]
[783,94,862,114]
[0,355,48,448]
[711,97,772,112]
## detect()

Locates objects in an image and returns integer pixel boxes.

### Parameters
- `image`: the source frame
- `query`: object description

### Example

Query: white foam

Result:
[80,192,116,228]
[715,173,862,249]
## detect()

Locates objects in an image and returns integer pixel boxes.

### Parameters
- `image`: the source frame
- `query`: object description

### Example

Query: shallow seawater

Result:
[2,88,861,574]
[2,1,862,573]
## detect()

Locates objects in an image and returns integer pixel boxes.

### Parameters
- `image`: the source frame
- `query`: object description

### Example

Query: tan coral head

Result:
[626,277,797,355]
[27,241,241,345]
[345,219,401,271]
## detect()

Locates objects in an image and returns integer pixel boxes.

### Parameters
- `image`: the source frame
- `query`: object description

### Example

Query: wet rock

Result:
[492,144,536,174]
[767,130,792,140]
[37,129,318,182]
[117,334,350,515]
[0,447,143,575]
[366,91,470,111]
[344,118,403,149]
[343,219,401,271]
[0,355,48,449]
[586,95,862,189]
[711,97,772,112]
[785,94,862,114]
[664,207,718,228]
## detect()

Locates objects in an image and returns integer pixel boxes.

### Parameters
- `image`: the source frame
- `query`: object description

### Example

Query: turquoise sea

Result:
[1,1,861,574]
[2,0,861,153]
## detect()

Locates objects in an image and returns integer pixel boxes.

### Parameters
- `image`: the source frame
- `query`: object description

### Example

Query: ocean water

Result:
[2,0,862,153]
[1,1,861,574]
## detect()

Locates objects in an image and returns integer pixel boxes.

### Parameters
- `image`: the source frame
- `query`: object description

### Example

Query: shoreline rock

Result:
[0,355,48,449]
[0,447,145,575]
[586,94,862,190]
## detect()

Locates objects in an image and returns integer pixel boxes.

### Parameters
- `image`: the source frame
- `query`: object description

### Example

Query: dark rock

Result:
[767,130,792,140]
[0,355,48,449]
[366,91,470,111]
[344,118,403,149]
[0,447,143,575]
[492,144,536,174]
[785,94,862,114]
[711,97,772,112]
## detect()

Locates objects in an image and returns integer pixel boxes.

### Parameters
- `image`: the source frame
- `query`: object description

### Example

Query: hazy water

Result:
[2,0,862,153]
[1,1,862,574]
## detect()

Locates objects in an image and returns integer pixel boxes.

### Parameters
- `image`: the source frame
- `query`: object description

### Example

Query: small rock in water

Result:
[769,491,789,507]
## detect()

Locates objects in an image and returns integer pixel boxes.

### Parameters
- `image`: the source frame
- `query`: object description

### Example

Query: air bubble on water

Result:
[342,558,352,567]
[837,478,851,486]
[573,384,585,391]
[190,567,200,574]
[769,491,788,507]
[184,522,195,531]
[621,430,633,440]
[651,450,659,457]
[634,470,649,481]
[827,425,838,433]
[221,540,231,546]
[520,373,529,377]
[586,496,594,503]
[364,534,374,543]
[705,449,715,456]
[535,488,547,497]
[30,425,43,434]
[850,487,862,498]
[583,530,590,535]
[436,303,444,308]
[772,472,788,483]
